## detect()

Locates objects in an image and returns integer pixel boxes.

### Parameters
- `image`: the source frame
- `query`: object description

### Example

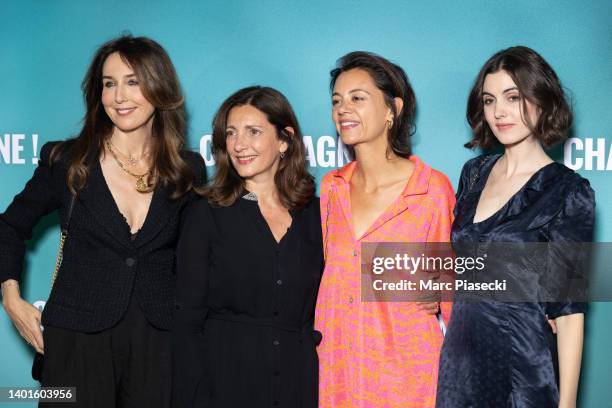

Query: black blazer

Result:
[0,141,206,332]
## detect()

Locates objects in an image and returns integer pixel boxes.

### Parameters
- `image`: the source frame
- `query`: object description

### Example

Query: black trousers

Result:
[40,297,171,408]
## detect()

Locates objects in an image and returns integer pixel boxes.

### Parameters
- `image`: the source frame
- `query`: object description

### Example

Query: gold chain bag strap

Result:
[51,194,76,287]
[32,193,76,382]
[51,229,68,287]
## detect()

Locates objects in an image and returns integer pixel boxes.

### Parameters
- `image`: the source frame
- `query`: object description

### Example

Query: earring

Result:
[387,118,394,129]
[280,151,285,159]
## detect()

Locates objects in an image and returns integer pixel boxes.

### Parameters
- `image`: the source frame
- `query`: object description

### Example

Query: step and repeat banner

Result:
[1,1,610,406]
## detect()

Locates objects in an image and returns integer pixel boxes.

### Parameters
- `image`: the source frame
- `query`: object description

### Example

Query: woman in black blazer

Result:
[0,35,204,407]
[173,86,324,407]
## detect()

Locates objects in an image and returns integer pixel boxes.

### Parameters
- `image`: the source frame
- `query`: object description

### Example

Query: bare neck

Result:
[352,141,411,191]
[245,178,284,209]
[500,136,553,178]
[109,125,153,157]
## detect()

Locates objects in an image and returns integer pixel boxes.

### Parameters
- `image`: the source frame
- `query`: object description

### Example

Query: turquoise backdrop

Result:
[1,1,610,406]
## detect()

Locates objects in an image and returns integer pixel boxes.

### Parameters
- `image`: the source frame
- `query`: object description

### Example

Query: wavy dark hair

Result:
[205,86,315,210]
[330,51,416,157]
[50,35,195,199]
[466,46,573,149]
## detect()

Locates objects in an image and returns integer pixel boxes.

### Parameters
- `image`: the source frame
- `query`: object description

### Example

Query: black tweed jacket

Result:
[0,141,206,332]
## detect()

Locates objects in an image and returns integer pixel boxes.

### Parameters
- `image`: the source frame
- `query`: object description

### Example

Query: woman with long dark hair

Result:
[173,86,323,407]
[0,35,204,407]
[436,46,593,408]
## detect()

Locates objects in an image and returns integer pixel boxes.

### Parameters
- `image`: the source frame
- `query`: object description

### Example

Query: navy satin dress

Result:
[436,154,595,408]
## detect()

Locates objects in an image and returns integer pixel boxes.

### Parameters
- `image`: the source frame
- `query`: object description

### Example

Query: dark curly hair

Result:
[466,46,572,149]
[330,51,416,157]
[205,86,315,210]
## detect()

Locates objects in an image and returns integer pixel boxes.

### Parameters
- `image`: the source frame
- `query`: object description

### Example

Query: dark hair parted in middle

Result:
[330,51,417,157]
[206,86,315,210]
[466,46,573,149]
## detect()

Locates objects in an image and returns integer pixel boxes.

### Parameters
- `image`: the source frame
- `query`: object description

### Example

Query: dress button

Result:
[273,311,279,317]
[352,249,358,257]
[273,401,279,406]
[273,340,280,346]
[478,236,485,243]
[276,279,282,286]
[348,296,353,304]
[125,257,136,267]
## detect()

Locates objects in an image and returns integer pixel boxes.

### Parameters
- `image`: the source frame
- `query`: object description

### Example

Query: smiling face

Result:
[331,68,394,148]
[101,52,156,133]
[225,104,288,183]
[482,70,539,146]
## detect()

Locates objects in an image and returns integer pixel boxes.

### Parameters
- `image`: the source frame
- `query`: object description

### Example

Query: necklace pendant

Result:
[135,176,148,192]
[127,156,138,166]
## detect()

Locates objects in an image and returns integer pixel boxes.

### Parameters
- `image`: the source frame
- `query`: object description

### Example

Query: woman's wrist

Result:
[1,280,21,303]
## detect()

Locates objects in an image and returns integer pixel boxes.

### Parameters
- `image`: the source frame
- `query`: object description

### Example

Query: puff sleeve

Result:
[544,177,595,319]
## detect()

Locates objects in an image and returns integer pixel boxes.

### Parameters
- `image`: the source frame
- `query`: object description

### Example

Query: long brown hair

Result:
[205,86,315,210]
[51,35,195,199]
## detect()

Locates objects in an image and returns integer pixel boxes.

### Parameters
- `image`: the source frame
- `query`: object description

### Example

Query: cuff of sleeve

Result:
[0,266,22,285]
[546,301,587,319]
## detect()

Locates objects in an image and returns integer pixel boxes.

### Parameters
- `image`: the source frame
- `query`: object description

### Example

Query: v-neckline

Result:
[347,167,415,241]
[472,155,555,225]
[243,197,294,246]
[98,159,155,235]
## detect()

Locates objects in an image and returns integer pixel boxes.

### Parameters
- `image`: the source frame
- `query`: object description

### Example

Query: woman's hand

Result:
[1,280,44,354]
[417,301,440,315]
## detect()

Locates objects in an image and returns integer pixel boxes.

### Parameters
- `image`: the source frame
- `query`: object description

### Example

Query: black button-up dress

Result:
[173,195,324,408]
[437,154,595,408]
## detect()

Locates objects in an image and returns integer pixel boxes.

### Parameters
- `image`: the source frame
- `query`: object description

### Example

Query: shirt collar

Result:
[332,155,431,197]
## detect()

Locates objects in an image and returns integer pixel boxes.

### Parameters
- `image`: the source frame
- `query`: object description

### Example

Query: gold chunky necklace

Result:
[106,141,150,192]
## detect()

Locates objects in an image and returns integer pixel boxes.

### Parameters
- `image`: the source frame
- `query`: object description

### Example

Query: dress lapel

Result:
[331,162,358,241]
[359,156,431,240]
[331,156,431,241]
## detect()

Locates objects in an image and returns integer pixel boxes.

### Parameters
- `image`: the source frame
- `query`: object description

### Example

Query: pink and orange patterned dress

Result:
[315,155,455,408]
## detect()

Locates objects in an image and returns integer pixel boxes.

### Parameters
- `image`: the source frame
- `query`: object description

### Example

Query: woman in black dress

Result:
[0,36,204,407]
[173,86,323,408]
[436,46,594,408]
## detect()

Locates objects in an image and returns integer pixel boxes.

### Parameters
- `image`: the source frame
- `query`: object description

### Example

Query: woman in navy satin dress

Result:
[436,46,594,408]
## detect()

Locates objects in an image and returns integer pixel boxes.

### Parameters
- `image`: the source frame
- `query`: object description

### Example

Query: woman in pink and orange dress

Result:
[315,51,455,408]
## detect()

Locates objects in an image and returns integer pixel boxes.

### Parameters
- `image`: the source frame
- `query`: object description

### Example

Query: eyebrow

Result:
[102,73,137,80]
[332,88,371,97]
[482,86,519,97]
[226,125,264,130]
